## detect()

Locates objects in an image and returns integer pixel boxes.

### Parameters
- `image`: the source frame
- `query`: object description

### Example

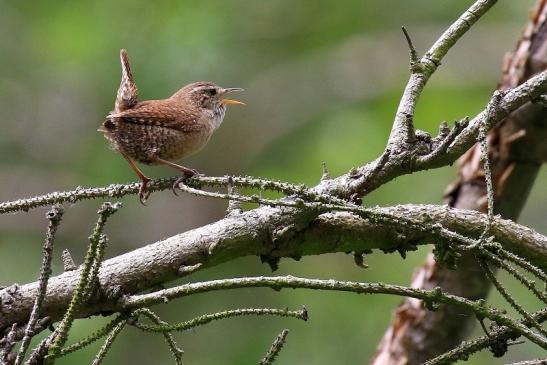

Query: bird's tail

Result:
[115,49,139,113]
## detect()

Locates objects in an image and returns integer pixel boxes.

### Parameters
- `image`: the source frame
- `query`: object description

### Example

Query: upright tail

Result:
[114,49,139,113]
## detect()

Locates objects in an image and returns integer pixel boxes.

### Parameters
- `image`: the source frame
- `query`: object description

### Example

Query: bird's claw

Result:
[172,169,199,196]
[139,179,151,205]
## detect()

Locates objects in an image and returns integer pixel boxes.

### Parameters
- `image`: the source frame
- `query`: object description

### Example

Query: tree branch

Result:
[373,1,547,363]
[0,203,545,332]
[388,0,498,147]
[119,275,547,349]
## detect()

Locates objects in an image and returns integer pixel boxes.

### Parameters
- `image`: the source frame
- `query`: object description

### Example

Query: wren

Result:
[99,49,244,204]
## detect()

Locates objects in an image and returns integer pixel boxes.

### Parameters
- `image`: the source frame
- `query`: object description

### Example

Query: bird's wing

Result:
[114,49,139,113]
[106,102,204,133]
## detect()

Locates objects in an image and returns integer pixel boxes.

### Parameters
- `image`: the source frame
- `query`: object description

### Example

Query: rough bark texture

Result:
[1,204,545,331]
[372,2,547,364]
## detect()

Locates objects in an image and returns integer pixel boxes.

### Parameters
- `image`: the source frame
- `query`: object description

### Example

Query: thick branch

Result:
[0,203,545,331]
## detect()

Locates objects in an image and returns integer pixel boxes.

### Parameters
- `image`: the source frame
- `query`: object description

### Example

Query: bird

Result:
[98,49,244,204]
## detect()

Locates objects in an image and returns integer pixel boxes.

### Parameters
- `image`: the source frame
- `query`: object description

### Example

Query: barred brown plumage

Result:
[98,49,244,204]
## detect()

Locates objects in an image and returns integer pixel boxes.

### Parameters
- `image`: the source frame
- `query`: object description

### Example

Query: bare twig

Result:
[90,321,126,365]
[132,307,308,333]
[424,306,547,365]
[58,315,126,357]
[0,175,319,215]
[84,234,109,300]
[25,339,48,365]
[505,359,547,365]
[259,329,289,365]
[61,249,76,272]
[477,257,547,337]
[479,91,504,236]
[401,27,418,65]
[0,324,18,364]
[388,0,498,146]
[416,118,468,165]
[14,205,64,365]
[481,246,547,304]
[496,248,547,283]
[130,309,184,365]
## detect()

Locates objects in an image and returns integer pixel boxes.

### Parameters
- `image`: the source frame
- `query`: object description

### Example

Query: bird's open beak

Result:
[221,87,245,106]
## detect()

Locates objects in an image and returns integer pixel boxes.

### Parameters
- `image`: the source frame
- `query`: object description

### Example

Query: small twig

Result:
[225,176,243,217]
[90,321,127,365]
[0,181,152,215]
[478,317,490,338]
[401,26,419,65]
[258,329,289,365]
[0,318,50,347]
[388,0,498,147]
[416,118,469,165]
[479,91,504,237]
[175,181,326,212]
[131,309,184,365]
[15,205,64,365]
[45,202,121,362]
[25,339,48,365]
[121,275,547,350]
[321,162,331,181]
[132,307,308,333]
[495,247,547,283]
[61,249,76,272]
[505,359,547,365]
[481,247,547,305]
[477,257,547,337]
[0,324,18,364]
[423,309,547,365]
[0,175,313,215]
[84,234,109,300]
[360,148,391,193]
[58,315,126,356]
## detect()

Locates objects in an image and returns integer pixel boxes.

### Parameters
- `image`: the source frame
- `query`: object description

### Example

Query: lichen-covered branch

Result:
[13,205,64,365]
[1,203,545,333]
[119,275,547,349]
[423,309,547,365]
[44,202,121,363]
[259,329,289,365]
[131,307,308,332]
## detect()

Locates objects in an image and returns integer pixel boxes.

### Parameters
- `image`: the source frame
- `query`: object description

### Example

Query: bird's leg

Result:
[122,153,152,204]
[149,156,199,195]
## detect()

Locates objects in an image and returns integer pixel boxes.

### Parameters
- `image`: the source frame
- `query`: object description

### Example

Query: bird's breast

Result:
[102,117,217,164]
[101,103,227,164]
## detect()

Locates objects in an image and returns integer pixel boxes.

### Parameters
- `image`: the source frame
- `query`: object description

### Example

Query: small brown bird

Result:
[99,49,244,203]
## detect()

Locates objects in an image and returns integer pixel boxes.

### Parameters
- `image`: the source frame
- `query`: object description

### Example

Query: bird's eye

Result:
[206,88,217,96]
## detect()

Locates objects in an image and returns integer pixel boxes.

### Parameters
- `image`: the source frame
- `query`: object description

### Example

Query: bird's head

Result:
[172,81,244,111]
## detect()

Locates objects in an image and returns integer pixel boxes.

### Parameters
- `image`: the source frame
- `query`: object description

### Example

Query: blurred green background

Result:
[0,0,545,364]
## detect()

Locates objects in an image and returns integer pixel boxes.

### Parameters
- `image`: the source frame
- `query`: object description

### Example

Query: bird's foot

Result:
[139,177,152,205]
[172,169,199,196]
